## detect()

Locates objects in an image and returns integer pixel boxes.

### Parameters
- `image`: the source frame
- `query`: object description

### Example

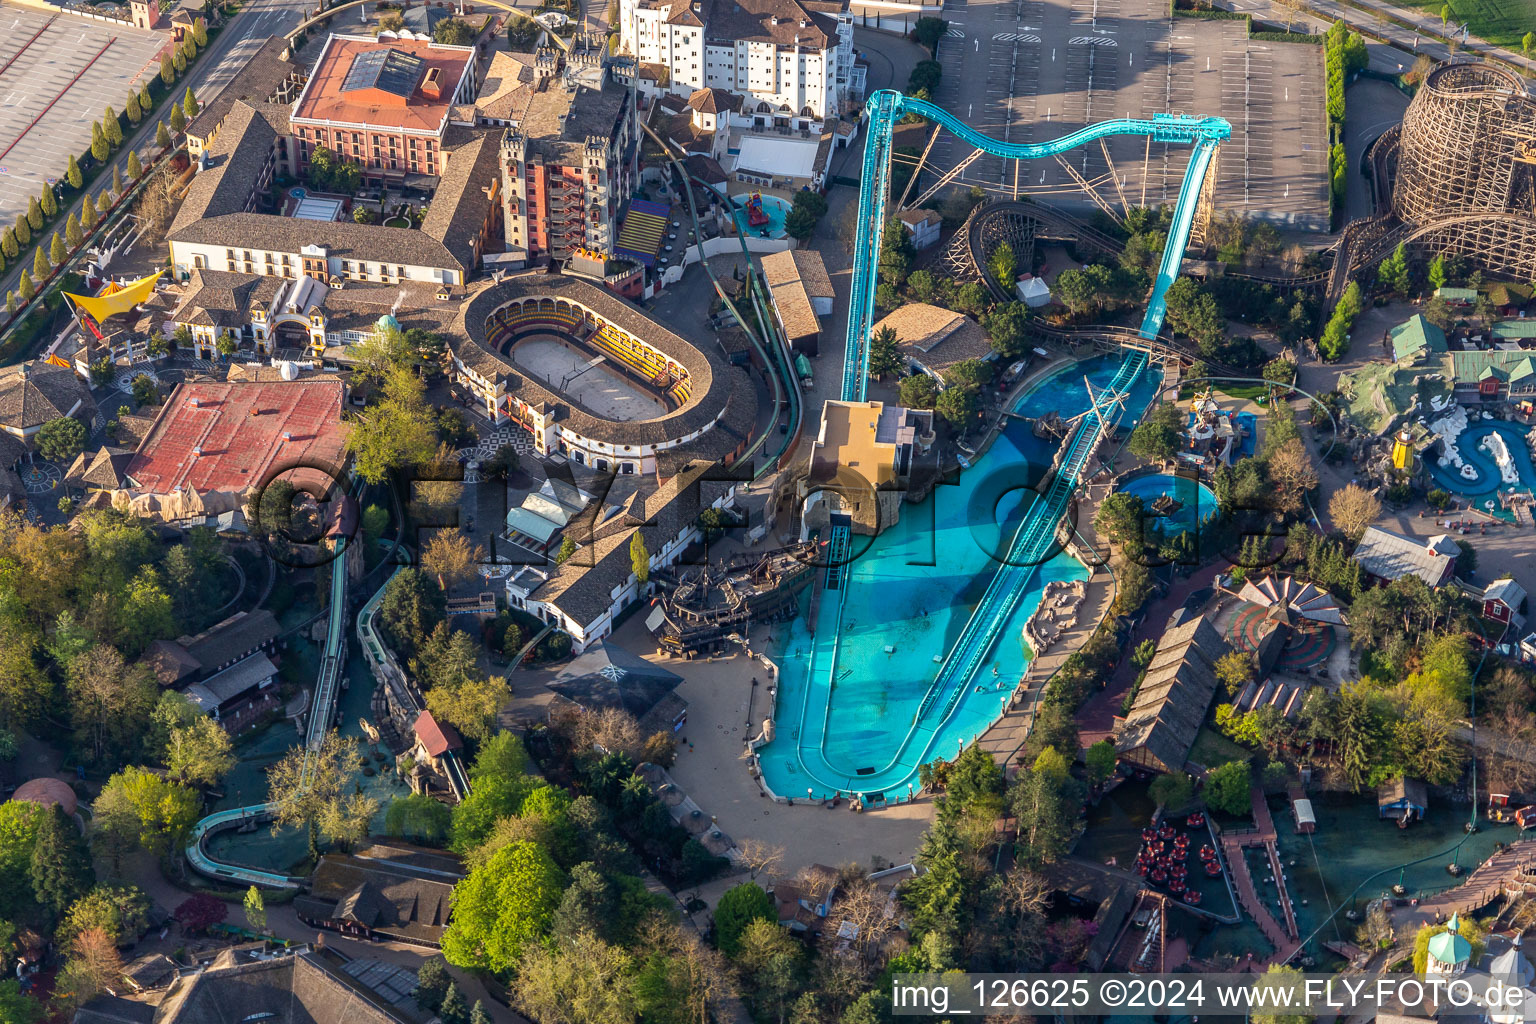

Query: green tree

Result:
[156,120,171,149]
[0,228,16,261]
[30,806,94,916]
[17,270,34,303]
[36,416,86,464]
[65,212,82,251]
[49,232,66,268]
[714,882,775,956]
[783,204,817,240]
[192,16,208,46]
[173,48,186,75]
[735,919,805,1024]
[1249,964,1314,1024]
[440,840,566,971]
[1204,759,1252,814]
[988,240,1019,286]
[14,214,28,247]
[1084,739,1118,786]
[439,983,469,1024]
[556,534,577,564]
[1524,30,1535,58]
[126,151,142,181]
[1128,401,1183,463]
[344,363,439,484]
[934,383,978,429]
[913,15,948,53]
[25,196,42,233]
[100,108,121,149]
[1012,762,1078,867]
[1377,242,1411,294]
[980,301,1032,358]
[384,793,453,843]
[413,958,451,1013]
[39,187,56,221]
[182,87,199,119]
[243,886,266,933]
[1093,491,1147,548]
[1149,771,1194,811]
[33,246,49,280]
[64,885,150,946]
[81,198,96,232]
[630,530,650,584]
[899,372,939,409]
[433,16,475,44]
[90,121,108,161]
[879,216,915,285]
[1428,252,1448,291]
[867,324,903,380]
[160,53,175,85]
[1052,267,1098,317]
[376,568,446,663]
[112,164,123,199]
[1216,650,1255,697]
[163,714,235,787]
[169,104,185,134]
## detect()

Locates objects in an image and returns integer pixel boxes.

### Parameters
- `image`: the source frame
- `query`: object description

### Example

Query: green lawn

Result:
[1189,726,1252,770]
[1392,0,1529,46]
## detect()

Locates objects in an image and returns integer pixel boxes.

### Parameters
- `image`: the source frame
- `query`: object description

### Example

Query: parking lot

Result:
[918,0,1329,228]
[0,5,165,228]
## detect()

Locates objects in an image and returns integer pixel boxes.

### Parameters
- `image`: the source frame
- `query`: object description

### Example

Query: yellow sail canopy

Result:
[64,271,162,323]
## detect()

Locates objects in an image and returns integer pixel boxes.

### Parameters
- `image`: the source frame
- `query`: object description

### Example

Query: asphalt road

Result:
[0,0,311,337]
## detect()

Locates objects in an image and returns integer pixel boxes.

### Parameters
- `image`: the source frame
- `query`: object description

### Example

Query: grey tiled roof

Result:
[1115,615,1227,774]
[171,213,470,275]
[169,102,472,274]
[176,269,286,330]
[181,610,281,676]
[419,128,501,258]
[185,36,301,144]
[65,445,135,489]
[700,0,840,50]
[0,360,96,432]
[454,273,732,445]
[169,102,280,235]
[152,951,409,1024]
[509,74,629,164]
[300,854,455,945]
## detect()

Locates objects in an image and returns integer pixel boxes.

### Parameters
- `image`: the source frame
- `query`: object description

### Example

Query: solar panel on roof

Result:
[341,48,424,97]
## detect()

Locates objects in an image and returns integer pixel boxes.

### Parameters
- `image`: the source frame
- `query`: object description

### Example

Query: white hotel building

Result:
[619,0,856,128]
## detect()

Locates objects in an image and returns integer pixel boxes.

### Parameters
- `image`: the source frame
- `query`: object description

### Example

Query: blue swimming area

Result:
[1117,473,1219,535]
[1425,419,1536,499]
[730,193,791,239]
[759,355,1159,802]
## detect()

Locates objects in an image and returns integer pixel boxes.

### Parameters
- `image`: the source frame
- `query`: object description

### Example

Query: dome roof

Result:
[1491,942,1534,988]
[11,777,78,815]
[1428,927,1472,966]
[376,314,400,333]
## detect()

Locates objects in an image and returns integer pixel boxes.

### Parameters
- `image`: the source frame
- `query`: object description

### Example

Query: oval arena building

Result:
[449,273,758,477]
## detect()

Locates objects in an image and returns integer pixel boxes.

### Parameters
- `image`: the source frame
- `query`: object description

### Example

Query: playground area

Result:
[510,335,667,422]
[0,7,164,226]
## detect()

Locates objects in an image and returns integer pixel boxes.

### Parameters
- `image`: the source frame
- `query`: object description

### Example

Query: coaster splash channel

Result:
[766,91,1230,804]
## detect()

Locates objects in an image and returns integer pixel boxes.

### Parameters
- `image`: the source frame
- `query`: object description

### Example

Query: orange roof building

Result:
[290,35,479,182]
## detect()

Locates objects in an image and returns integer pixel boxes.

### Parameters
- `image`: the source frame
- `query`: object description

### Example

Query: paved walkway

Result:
[1078,562,1224,748]
[976,573,1116,770]
[1390,840,1536,931]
